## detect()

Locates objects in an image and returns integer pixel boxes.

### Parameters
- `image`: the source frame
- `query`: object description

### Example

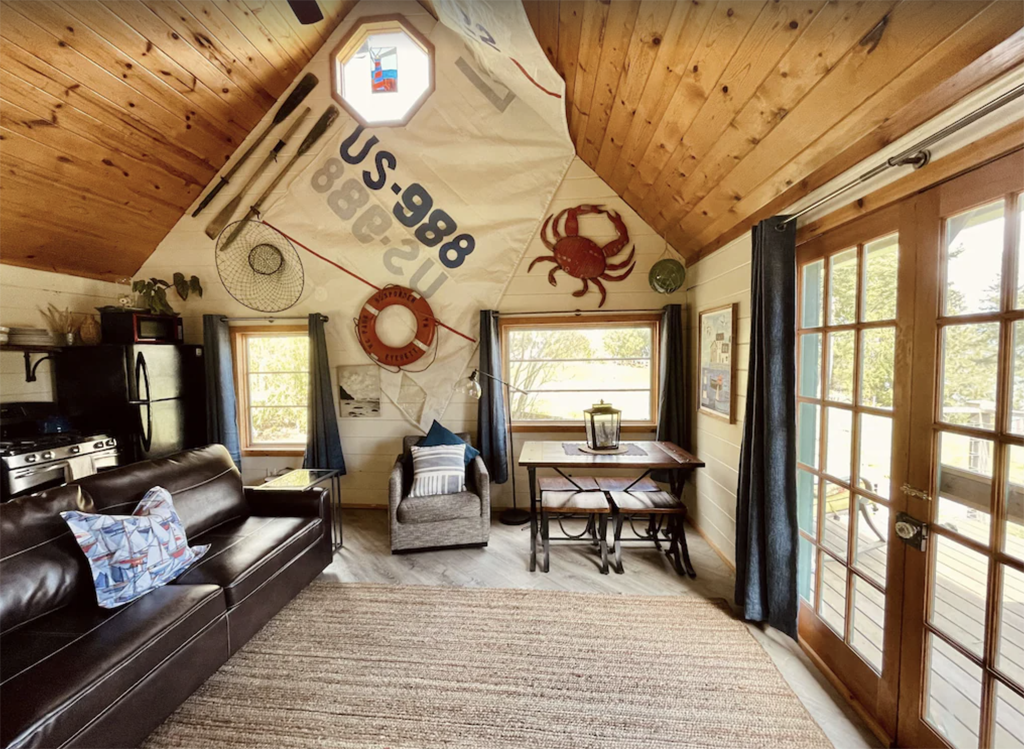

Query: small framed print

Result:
[698,303,737,423]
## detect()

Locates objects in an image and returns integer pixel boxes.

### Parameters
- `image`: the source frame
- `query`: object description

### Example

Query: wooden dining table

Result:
[517,441,705,573]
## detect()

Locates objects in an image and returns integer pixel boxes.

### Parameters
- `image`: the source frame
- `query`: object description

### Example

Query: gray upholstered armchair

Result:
[388,434,490,553]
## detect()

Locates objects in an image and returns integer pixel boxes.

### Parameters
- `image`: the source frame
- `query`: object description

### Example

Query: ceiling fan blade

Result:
[287,0,324,24]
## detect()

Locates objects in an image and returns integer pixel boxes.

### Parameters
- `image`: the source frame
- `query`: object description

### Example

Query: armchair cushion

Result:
[397,492,482,525]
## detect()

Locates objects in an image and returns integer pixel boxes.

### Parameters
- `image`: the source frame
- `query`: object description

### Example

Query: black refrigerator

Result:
[55,344,207,464]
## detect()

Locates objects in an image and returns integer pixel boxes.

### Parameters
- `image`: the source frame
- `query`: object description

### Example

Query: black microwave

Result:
[100,311,184,344]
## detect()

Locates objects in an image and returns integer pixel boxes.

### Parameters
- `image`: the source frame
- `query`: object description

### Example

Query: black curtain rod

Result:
[220,314,328,322]
[499,308,663,317]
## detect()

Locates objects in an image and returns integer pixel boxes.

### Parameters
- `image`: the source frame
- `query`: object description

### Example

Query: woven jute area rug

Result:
[145,583,831,749]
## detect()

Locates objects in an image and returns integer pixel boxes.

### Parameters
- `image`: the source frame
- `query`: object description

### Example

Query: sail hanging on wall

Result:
[263,0,574,430]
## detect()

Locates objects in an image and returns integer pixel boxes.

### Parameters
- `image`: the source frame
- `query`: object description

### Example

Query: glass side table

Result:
[254,469,343,552]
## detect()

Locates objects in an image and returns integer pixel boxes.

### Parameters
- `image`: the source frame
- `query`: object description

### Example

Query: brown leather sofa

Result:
[0,445,332,749]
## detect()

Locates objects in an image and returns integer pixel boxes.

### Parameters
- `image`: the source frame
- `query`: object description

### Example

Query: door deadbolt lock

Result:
[895,512,928,551]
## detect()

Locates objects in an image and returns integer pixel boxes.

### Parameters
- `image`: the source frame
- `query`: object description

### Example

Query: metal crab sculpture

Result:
[529,204,636,307]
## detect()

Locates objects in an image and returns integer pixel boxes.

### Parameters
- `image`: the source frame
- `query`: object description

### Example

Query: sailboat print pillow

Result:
[61,487,210,609]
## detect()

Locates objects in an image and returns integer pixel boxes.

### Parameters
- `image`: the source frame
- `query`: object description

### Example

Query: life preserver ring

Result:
[356,286,436,368]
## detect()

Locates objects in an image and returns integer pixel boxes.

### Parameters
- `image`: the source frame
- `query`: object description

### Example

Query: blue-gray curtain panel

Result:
[477,310,508,484]
[202,315,240,465]
[303,314,346,473]
[735,216,799,640]
[653,304,688,483]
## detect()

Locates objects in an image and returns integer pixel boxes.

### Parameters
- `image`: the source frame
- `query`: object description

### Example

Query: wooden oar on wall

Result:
[218,105,340,252]
[205,107,312,239]
[191,73,319,218]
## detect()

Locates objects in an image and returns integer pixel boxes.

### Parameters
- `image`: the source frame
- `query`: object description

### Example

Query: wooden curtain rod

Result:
[498,308,665,317]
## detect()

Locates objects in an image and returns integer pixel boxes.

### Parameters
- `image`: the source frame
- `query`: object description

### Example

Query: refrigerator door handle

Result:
[135,352,152,404]
[136,402,153,453]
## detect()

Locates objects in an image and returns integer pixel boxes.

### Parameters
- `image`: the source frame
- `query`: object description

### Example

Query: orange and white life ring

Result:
[356,286,436,368]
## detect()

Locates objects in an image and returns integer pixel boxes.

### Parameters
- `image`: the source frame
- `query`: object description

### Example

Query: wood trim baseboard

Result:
[798,639,895,748]
[684,515,735,572]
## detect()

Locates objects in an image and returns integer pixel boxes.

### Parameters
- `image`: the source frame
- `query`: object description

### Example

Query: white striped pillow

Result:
[409,444,467,497]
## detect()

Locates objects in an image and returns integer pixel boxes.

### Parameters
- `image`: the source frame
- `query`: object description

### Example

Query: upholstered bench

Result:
[606,489,693,577]
[538,476,612,574]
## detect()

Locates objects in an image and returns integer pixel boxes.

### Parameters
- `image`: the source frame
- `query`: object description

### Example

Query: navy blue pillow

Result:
[418,420,480,466]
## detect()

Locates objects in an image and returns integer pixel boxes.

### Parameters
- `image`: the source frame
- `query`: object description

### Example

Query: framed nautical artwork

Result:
[698,303,737,423]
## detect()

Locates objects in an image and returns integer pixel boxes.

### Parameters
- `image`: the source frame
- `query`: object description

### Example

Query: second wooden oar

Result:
[205,107,312,239]
[191,72,318,218]
[219,105,340,252]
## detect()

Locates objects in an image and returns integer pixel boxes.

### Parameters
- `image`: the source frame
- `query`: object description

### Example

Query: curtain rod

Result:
[777,82,1024,229]
[499,308,665,317]
[220,314,328,322]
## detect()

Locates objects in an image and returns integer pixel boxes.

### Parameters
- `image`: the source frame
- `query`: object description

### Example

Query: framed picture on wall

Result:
[698,303,737,423]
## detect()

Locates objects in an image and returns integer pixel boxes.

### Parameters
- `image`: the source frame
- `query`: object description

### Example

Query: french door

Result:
[796,152,1024,748]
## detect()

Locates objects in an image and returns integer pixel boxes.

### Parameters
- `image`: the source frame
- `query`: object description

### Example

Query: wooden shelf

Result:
[0,343,61,354]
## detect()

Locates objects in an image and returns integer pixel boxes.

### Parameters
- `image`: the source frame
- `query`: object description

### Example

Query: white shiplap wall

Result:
[0,266,122,403]
[137,154,685,500]
[683,235,751,567]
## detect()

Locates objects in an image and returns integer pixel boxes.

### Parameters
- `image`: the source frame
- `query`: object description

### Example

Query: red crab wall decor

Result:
[529,204,636,307]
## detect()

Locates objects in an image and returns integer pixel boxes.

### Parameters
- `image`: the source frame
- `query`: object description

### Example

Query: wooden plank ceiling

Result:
[0,0,356,280]
[523,0,1024,263]
[1,1,1022,281]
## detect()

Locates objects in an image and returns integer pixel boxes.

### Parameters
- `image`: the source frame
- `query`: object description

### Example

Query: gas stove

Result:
[0,434,117,470]
[0,404,120,501]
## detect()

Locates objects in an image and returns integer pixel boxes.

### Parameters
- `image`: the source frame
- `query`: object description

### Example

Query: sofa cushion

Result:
[0,584,225,749]
[173,516,323,607]
[0,484,96,635]
[408,444,466,498]
[77,444,245,539]
[61,487,210,609]
[397,491,481,525]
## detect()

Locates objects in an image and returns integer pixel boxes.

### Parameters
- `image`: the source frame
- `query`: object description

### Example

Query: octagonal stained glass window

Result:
[330,16,435,127]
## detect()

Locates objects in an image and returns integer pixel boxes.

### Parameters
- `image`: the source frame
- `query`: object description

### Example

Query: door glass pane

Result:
[822,481,850,558]
[798,535,816,604]
[1017,196,1024,309]
[827,331,855,403]
[993,680,1024,749]
[825,407,852,482]
[860,327,895,409]
[925,633,983,749]
[819,553,848,637]
[829,248,858,325]
[1013,320,1024,435]
[944,199,1005,317]
[797,468,818,537]
[859,413,893,499]
[937,431,993,546]
[929,535,989,657]
[853,497,888,586]
[863,233,898,322]
[802,259,824,328]
[941,322,999,427]
[797,403,820,468]
[996,564,1024,687]
[799,333,822,398]
[1006,445,1024,562]
[850,574,885,673]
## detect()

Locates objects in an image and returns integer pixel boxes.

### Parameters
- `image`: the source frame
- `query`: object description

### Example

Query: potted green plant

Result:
[132,273,203,316]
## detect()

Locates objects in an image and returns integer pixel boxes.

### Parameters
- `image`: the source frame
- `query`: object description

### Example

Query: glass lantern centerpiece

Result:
[583,400,621,452]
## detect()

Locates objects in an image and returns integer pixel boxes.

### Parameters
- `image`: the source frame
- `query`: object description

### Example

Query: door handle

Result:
[895,512,928,551]
[901,483,931,501]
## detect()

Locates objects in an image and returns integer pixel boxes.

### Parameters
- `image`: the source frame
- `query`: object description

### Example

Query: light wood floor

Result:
[320,509,881,749]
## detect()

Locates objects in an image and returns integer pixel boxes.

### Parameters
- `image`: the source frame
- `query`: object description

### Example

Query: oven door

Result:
[7,461,70,498]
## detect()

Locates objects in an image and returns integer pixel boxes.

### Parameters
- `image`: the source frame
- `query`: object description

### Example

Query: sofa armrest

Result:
[389,455,405,522]
[468,456,490,516]
[244,486,329,521]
